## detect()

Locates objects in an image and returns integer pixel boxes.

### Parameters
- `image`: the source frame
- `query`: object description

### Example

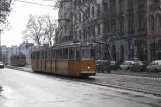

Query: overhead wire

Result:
[13,0,55,7]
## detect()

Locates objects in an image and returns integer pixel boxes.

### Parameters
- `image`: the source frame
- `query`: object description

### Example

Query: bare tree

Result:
[23,14,57,47]
[23,14,46,46]
[43,14,57,47]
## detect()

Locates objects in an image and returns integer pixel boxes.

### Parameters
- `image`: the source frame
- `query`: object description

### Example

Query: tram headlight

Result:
[87,66,90,69]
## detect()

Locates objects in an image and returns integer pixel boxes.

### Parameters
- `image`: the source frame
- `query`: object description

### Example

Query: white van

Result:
[146,60,161,72]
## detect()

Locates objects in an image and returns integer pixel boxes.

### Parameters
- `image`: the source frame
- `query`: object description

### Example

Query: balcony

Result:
[150,3,161,12]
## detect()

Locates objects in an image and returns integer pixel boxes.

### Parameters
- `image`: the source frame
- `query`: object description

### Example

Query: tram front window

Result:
[80,48,94,59]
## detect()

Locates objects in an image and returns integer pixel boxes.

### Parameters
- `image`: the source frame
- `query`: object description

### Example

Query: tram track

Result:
[6,66,161,97]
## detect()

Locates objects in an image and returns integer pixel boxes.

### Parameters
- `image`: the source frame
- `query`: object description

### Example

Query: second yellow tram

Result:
[10,53,26,66]
[31,42,96,77]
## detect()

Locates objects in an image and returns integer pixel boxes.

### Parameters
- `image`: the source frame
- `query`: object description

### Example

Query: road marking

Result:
[109,73,161,80]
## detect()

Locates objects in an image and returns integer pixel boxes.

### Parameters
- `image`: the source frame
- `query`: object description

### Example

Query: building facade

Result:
[55,0,161,62]
[0,43,34,65]
[1,45,7,65]
[18,43,34,65]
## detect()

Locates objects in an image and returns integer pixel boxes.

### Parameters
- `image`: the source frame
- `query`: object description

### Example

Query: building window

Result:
[103,2,108,13]
[97,23,100,35]
[87,7,90,18]
[128,14,134,32]
[64,13,66,19]
[83,13,85,22]
[92,25,95,36]
[138,12,144,30]
[111,18,116,35]
[154,0,159,3]
[92,6,95,18]
[74,0,77,6]
[79,30,82,39]
[110,2,116,14]
[149,15,154,32]
[79,0,81,5]
[159,16,161,27]
[79,13,81,22]
[119,1,123,13]
[127,0,133,9]
[137,0,144,6]
[120,17,124,34]
[97,4,100,18]
[83,28,87,41]
[88,26,90,36]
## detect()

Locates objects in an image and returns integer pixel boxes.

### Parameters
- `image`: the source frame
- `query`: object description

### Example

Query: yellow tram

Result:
[10,53,26,66]
[31,42,96,77]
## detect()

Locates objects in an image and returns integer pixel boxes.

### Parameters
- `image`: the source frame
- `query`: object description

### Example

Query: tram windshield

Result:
[80,47,94,59]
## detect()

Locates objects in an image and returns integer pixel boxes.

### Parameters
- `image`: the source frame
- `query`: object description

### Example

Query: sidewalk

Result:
[102,69,161,78]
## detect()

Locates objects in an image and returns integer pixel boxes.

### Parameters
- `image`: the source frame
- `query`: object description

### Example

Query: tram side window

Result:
[56,49,59,59]
[32,53,34,60]
[60,49,63,59]
[38,52,40,59]
[51,50,56,59]
[47,50,51,60]
[91,49,95,59]
[31,53,32,59]
[63,48,68,59]
[69,48,75,59]
[41,51,44,60]
[45,51,47,60]
[33,52,36,60]
[36,52,38,59]
[34,52,36,60]
[31,53,33,60]
[76,47,80,60]
[31,52,35,60]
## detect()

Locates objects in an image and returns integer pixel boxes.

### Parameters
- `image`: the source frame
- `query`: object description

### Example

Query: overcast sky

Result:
[1,0,58,47]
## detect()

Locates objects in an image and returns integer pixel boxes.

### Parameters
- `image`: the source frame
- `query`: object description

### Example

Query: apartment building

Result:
[18,43,34,65]
[55,0,161,62]
[0,43,34,65]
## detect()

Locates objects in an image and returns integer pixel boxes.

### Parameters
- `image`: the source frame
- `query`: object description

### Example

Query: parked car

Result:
[96,60,111,73]
[146,60,161,72]
[0,62,4,68]
[120,61,135,70]
[130,61,148,72]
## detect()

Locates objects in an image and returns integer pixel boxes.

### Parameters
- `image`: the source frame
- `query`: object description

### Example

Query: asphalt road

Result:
[7,66,161,96]
[0,68,161,107]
